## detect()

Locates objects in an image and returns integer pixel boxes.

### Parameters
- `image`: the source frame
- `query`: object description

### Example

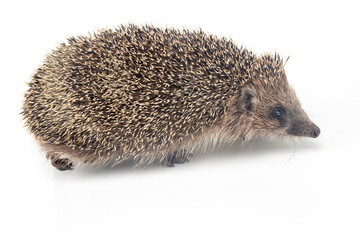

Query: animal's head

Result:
[237,54,320,139]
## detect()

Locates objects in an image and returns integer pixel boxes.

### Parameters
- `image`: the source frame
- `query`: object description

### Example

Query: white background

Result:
[1,0,359,239]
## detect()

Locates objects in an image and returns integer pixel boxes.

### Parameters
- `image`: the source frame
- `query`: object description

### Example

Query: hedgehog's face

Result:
[238,77,320,139]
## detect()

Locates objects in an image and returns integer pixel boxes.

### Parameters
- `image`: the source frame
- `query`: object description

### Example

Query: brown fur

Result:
[22,24,319,170]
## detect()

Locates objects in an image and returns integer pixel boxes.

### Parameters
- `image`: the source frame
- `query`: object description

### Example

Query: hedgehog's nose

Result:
[310,126,320,138]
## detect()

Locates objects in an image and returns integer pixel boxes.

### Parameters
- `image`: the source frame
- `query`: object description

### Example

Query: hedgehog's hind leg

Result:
[165,150,191,167]
[46,152,74,171]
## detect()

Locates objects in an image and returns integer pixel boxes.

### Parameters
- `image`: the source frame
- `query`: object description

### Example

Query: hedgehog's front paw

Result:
[171,156,190,165]
[165,152,191,167]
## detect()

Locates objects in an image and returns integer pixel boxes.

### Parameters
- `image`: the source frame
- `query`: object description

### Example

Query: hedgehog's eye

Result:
[272,107,284,119]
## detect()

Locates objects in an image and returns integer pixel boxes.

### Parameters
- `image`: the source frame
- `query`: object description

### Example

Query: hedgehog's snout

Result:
[286,120,320,138]
[310,125,320,138]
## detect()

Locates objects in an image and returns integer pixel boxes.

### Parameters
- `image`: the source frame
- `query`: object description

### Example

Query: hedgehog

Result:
[22,24,320,171]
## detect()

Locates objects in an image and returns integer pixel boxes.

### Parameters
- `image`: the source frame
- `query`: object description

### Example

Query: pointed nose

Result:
[310,125,320,138]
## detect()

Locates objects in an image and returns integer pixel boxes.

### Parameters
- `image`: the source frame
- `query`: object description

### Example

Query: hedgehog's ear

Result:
[238,86,256,113]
